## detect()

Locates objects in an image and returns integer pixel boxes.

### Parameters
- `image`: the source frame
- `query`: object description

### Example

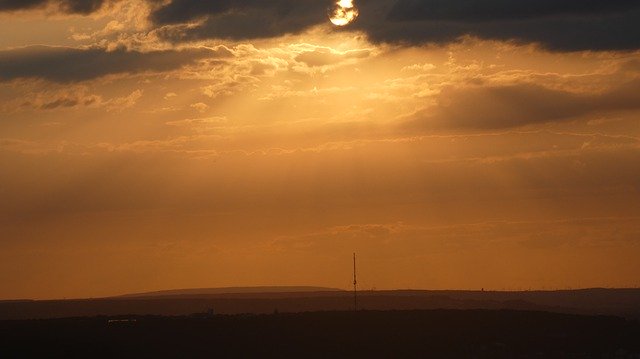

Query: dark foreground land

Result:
[1,310,639,358]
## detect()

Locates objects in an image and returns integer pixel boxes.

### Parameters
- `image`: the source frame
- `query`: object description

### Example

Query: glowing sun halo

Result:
[329,0,359,26]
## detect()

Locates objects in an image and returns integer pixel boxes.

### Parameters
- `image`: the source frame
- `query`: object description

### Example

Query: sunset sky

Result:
[1,0,639,300]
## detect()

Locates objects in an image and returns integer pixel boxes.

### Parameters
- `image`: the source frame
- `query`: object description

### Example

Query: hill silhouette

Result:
[2,288,640,320]
[118,286,344,298]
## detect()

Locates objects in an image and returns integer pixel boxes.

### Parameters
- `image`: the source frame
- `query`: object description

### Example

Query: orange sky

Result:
[1,0,639,299]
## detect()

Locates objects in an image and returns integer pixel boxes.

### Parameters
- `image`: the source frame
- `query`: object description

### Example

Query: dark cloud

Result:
[351,0,640,51]
[149,0,640,51]
[38,95,99,110]
[150,0,325,25]
[152,0,329,41]
[0,46,229,83]
[3,0,640,51]
[403,80,640,130]
[0,0,106,14]
[40,97,80,110]
[149,0,240,25]
[386,0,640,22]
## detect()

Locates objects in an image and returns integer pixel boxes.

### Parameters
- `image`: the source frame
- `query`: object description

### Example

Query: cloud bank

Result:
[3,0,639,51]
[404,80,640,130]
[0,0,107,14]
[0,45,229,82]
[145,0,640,51]
[356,0,640,51]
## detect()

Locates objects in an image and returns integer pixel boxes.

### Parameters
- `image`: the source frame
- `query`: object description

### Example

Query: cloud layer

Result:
[356,0,640,51]
[404,80,640,130]
[146,0,640,51]
[0,0,107,14]
[0,45,228,82]
[152,0,328,41]
[3,0,640,51]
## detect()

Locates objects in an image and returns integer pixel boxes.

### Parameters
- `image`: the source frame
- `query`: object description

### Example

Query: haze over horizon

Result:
[1,0,639,300]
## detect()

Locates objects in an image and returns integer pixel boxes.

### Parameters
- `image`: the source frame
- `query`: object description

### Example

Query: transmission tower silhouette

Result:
[353,252,357,311]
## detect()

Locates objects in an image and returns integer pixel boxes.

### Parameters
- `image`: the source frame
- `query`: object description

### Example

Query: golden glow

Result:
[2,5,640,300]
[329,0,359,26]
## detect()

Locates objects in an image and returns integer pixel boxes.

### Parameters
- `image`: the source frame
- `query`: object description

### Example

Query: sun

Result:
[329,0,359,26]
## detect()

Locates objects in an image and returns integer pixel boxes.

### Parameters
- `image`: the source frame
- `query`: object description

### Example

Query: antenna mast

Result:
[353,252,357,311]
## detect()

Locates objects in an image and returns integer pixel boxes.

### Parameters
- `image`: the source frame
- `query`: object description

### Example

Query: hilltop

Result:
[117,286,344,298]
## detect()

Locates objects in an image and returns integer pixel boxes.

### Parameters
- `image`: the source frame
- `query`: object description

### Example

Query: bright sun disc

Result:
[329,0,359,26]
